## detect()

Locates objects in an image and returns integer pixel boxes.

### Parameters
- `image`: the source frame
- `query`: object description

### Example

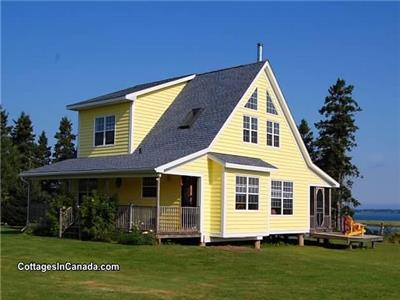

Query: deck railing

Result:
[59,206,74,238]
[116,205,200,233]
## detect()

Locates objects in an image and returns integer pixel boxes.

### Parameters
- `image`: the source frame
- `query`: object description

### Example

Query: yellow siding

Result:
[133,83,187,148]
[166,155,223,236]
[224,169,269,235]
[71,176,181,207]
[211,71,328,233]
[78,103,130,157]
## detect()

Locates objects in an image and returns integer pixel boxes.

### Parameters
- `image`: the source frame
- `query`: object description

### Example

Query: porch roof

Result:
[208,152,277,173]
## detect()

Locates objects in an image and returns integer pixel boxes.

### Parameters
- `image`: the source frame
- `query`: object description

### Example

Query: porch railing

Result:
[116,205,200,233]
[59,206,74,238]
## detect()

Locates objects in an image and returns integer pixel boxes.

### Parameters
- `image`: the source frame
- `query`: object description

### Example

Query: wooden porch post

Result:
[156,174,161,235]
[298,234,304,247]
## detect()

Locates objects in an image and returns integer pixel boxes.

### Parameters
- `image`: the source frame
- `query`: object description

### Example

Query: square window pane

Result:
[243,116,250,129]
[235,194,246,210]
[243,130,250,142]
[274,136,280,147]
[95,132,104,146]
[105,130,114,145]
[106,116,115,131]
[95,118,104,132]
[251,118,258,130]
[267,134,273,146]
[251,132,258,144]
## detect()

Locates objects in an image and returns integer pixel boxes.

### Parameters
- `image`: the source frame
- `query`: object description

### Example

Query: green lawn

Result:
[1,226,399,300]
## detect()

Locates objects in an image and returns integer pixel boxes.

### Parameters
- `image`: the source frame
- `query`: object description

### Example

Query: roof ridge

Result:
[196,60,267,77]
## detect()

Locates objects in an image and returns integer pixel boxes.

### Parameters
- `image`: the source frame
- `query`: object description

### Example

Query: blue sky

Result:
[2,2,399,209]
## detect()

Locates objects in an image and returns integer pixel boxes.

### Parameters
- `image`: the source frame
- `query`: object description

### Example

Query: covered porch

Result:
[37,173,202,239]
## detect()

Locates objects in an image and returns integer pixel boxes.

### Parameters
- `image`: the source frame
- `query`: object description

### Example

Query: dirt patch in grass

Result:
[213,245,255,253]
[80,280,179,298]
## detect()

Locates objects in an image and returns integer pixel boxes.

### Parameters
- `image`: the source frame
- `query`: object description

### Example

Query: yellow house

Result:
[22,56,339,244]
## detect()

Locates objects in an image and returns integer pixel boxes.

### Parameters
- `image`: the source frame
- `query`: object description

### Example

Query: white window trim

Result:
[141,177,157,199]
[243,115,258,145]
[93,114,116,147]
[270,179,294,216]
[235,175,260,211]
[266,120,280,148]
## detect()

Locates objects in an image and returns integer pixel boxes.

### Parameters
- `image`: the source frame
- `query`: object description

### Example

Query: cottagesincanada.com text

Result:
[17,262,120,272]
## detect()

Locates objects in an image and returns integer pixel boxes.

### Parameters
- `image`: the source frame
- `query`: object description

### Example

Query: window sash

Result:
[243,116,258,144]
[271,180,293,215]
[235,176,259,210]
[266,121,279,147]
[95,116,115,146]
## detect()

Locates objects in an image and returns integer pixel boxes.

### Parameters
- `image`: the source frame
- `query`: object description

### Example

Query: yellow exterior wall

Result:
[165,155,223,236]
[224,169,269,235]
[211,71,329,233]
[133,83,187,148]
[78,102,131,157]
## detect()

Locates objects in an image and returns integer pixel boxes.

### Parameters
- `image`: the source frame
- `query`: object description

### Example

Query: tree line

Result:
[1,107,76,225]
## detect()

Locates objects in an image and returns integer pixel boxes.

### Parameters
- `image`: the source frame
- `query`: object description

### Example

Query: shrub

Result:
[116,227,156,245]
[30,193,74,237]
[79,193,118,241]
[387,233,400,244]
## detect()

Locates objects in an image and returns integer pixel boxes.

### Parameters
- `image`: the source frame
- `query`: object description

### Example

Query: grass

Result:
[1,226,400,300]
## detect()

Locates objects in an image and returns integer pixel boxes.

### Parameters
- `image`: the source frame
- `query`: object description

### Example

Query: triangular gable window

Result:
[245,89,258,110]
[266,92,278,115]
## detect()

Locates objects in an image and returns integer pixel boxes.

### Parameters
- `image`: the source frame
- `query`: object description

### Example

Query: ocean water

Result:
[354,211,400,221]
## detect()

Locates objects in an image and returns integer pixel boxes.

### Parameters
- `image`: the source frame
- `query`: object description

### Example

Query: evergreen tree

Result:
[11,112,36,170]
[36,131,51,166]
[315,79,361,228]
[1,107,24,224]
[298,119,317,162]
[53,117,76,162]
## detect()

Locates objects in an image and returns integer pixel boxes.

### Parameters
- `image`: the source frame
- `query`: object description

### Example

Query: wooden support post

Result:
[128,203,133,232]
[324,238,329,247]
[199,242,206,247]
[298,234,304,247]
[58,208,62,238]
[156,175,161,235]
[254,240,261,250]
[348,241,353,250]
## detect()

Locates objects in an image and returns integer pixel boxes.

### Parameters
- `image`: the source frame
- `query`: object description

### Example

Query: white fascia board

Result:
[207,154,277,173]
[155,148,209,173]
[66,97,131,111]
[264,61,339,188]
[125,74,196,100]
[225,163,277,173]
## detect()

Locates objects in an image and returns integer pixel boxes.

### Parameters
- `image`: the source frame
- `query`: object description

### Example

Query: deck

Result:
[310,231,384,249]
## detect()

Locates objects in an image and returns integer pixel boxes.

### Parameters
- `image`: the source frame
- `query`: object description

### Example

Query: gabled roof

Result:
[208,152,277,173]
[21,61,267,178]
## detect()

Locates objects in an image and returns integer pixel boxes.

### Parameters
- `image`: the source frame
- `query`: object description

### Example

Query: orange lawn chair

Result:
[343,215,366,236]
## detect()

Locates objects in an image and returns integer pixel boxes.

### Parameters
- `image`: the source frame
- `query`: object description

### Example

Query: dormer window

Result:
[94,115,115,146]
[245,89,258,110]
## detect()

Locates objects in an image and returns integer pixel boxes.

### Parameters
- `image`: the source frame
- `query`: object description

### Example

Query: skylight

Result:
[178,108,203,129]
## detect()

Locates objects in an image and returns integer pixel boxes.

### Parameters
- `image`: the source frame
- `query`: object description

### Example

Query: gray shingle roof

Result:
[22,61,266,177]
[67,75,190,108]
[208,152,277,170]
